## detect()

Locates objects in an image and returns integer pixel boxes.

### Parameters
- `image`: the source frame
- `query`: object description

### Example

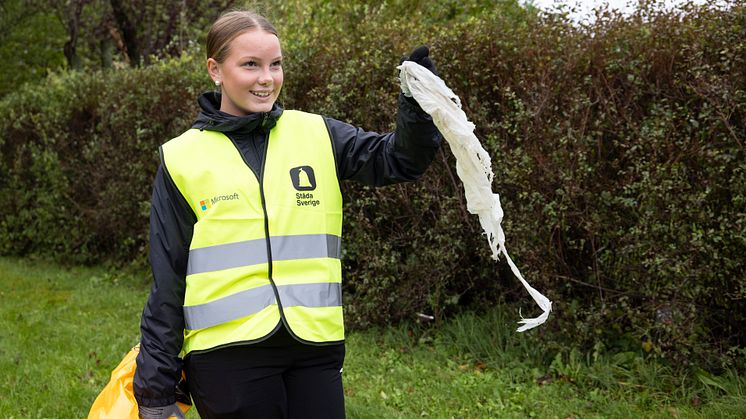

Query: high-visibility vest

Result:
[161,110,344,356]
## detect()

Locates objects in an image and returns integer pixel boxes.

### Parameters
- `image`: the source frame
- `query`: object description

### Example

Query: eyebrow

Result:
[238,55,283,61]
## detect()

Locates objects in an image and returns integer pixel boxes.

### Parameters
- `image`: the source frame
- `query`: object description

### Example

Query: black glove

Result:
[139,404,185,419]
[401,45,438,76]
[399,45,438,98]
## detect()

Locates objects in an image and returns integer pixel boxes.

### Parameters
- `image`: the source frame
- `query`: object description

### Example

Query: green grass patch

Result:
[1,256,744,418]
[0,257,148,417]
[345,315,746,418]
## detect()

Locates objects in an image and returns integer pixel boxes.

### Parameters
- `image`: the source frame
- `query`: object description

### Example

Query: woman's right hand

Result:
[139,404,185,419]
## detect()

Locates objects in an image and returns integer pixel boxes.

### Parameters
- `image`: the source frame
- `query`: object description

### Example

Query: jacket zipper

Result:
[226,126,330,347]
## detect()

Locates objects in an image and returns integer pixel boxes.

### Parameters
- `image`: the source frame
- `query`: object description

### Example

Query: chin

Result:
[248,104,274,114]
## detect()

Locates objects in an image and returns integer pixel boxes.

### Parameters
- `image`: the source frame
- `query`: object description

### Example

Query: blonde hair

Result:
[206,11,279,63]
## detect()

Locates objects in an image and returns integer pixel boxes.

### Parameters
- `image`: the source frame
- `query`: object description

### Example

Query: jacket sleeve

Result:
[134,162,195,407]
[327,93,442,186]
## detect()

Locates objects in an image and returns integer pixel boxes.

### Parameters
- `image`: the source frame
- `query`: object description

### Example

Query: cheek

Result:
[275,70,284,86]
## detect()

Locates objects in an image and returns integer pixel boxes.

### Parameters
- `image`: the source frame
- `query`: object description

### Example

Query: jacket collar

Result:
[192,92,284,134]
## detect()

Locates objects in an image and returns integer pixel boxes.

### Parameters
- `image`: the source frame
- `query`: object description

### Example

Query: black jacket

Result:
[134,92,442,407]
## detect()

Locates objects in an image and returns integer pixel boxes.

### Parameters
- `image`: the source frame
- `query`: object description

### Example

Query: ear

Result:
[207,58,221,84]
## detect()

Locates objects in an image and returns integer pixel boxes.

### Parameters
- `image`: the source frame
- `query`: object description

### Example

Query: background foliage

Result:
[0,0,744,370]
[5,256,744,417]
[0,0,235,96]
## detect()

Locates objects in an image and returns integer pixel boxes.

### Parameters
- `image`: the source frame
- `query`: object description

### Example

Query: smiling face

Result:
[208,29,283,115]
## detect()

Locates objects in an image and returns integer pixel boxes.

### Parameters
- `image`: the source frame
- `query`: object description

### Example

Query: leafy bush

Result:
[278,0,746,369]
[0,0,743,368]
[0,53,209,264]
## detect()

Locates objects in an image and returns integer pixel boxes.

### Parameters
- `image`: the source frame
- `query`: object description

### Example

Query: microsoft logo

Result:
[199,199,212,211]
[198,192,240,212]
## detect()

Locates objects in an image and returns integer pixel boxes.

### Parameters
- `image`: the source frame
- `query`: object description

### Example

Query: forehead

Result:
[227,30,281,59]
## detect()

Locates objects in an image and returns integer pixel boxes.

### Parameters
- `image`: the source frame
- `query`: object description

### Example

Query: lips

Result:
[251,90,272,98]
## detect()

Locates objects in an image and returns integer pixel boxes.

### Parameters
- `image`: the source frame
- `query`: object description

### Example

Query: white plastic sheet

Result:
[399,61,552,331]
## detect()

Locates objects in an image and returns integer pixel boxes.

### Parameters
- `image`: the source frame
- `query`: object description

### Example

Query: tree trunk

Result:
[109,0,140,66]
[62,1,84,70]
[63,40,82,70]
[99,37,114,69]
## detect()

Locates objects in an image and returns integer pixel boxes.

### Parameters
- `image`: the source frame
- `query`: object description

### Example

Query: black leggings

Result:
[184,326,346,419]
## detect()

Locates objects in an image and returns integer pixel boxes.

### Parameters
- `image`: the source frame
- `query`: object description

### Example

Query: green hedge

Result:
[0,54,208,264]
[1,1,744,368]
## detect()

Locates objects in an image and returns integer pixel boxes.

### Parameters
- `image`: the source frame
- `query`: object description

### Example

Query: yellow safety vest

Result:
[161,110,344,356]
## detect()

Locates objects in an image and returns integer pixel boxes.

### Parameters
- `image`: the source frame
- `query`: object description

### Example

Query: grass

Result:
[0,257,148,418]
[1,256,744,418]
[345,316,746,418]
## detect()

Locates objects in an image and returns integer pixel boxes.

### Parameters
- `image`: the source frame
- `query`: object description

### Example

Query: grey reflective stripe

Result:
[187,238,267,275]
[278,282,342,308]
[271,234,342,261]
[184,284,276,330]
[186,234,341,275]
[183,282,342,330]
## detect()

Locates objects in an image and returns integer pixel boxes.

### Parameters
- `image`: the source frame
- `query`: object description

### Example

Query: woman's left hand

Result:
[401,45,438,75]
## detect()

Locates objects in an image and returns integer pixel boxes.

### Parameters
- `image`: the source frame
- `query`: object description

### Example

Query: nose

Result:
[258,66,273,85]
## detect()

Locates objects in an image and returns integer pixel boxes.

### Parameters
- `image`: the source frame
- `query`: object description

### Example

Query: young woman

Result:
[134,10,441,419]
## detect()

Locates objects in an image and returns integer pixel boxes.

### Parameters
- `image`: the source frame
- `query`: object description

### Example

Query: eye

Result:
[271,60,282,68]
[242,60,257,67]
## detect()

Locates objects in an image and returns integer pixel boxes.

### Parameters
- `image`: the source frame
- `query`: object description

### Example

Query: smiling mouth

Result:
[251,91,272,98]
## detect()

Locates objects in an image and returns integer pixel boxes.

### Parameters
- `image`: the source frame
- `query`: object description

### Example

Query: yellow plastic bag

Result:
[88,344,191,419]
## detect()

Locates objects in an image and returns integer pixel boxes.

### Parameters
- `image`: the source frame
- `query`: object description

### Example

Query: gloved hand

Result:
[399,45,438,97]
[139,404,185,419]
